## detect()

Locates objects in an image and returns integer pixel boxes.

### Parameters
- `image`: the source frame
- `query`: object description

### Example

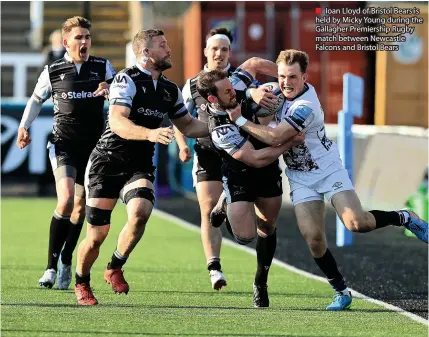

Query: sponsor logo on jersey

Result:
[61,91,96,99]
[137,107,166,119]
[91,59,105,63]
[332,182,343,190]
[50,61,65,68]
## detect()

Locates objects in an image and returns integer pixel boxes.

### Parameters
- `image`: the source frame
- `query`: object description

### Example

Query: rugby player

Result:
[16,16,115,290]
[74,29,211,305]
[196,67,304,307]
[225,49,428,310]
[173,27,277,290]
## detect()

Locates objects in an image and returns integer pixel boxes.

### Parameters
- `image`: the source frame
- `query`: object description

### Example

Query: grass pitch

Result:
[2,198,427,336]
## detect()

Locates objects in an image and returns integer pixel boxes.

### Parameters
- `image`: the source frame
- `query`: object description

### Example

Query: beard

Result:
[219,98,238,110]
[154,57,172,71]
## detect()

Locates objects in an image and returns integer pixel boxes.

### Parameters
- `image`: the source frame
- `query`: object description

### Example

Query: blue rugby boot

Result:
[326,291,352,311]
[403,211,428,243]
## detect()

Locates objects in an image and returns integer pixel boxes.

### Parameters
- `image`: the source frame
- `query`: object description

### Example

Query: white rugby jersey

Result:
[277,83,344,185]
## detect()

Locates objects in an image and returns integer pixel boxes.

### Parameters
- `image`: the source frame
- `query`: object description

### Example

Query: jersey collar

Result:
[135,62,153,76]
[203,63,232,72]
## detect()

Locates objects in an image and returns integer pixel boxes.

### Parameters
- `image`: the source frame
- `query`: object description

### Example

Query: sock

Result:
[314,249,347,292]
[46,211,71,271]
[61,221,84,265]
[75,272,90,285]
[108,250,128,270]
[369,210,402,228]
[254,229,277,287]
[207,258,221,271]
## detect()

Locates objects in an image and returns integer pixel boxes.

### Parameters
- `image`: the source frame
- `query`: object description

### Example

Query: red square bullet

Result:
[315,7,322,14]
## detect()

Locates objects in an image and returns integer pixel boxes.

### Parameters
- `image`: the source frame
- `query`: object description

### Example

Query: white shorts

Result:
[289,168,355,205]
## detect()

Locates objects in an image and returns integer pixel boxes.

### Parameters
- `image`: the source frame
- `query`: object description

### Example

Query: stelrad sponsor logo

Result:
[61,91,96,99]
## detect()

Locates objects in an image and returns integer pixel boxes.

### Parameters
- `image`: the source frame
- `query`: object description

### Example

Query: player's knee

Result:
[234,233,255,245]
[343,213,369,232]
[304,232,326,255]
[85,206,112,226]
[57,195,74,214]
[128,212,150,229]
[200,197,219,217]
[257,217,277,235]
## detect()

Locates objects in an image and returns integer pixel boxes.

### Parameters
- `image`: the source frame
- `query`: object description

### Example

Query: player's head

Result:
[276,49,309,100]
[132,29,172,71]
[204,28,233,71]
[62,16,92,63]
[49,29,63,50]
[197,69,238,110]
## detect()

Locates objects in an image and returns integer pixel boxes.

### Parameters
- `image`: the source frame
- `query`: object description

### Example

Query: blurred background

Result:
[1,0,428,212]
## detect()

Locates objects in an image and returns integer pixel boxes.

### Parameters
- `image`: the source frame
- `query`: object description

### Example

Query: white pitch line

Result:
[153,208,429,326]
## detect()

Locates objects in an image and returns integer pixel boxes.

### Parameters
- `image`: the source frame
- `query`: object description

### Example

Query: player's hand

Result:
[148,126,175,145]
[93,81,110,98]
[291,132,305,146]
[252,86,278,110]
[226,104,242,122]
[179,146,192,162]
[16,127,31,149]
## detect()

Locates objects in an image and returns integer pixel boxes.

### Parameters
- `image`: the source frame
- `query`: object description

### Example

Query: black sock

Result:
[61,221,84,265]
[369,210,402,229]
[254,229,277,287]
[76,272,90,285]
[108,250,128,270]
[314,249,347,292]
[207,259,222,272]
[46,212,71,271]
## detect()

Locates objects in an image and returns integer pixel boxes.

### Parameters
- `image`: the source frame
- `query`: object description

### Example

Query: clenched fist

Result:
[16,127,31,149]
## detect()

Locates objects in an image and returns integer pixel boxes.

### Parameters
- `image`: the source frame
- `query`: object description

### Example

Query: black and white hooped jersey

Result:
[96,63,188,164]
[33,53,116,143]
[208,69,277,172]
[276,83,342,183]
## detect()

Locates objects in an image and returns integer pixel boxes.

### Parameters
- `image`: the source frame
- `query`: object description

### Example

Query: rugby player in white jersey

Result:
[224,49,428,311]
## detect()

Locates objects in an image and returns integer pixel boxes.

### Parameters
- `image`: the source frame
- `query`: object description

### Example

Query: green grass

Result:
[2,198,427,337]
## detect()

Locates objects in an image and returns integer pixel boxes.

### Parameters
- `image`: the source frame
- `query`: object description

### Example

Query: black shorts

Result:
[222,163,283,204]
[85,149,155,199]
[47,140,94,186]
[192,143,222,185]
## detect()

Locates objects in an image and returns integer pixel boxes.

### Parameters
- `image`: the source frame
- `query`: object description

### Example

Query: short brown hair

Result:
[132,29,165,57]
[276,49,309,73]
[61,16,91,37]
[196,69,228,100]
[206,27,234,44]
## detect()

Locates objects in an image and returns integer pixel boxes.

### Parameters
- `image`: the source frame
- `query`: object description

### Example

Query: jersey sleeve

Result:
[168,87,189,119]
[181,79,195,114]
[211,124,247,156]
[105,60,117,81]
[283,100,315,132]
[229,68,255,91]
[109,73,136,109]
[33,66,52,103]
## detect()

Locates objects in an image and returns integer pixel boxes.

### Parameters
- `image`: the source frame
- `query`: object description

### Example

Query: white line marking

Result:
[153,208,429,326]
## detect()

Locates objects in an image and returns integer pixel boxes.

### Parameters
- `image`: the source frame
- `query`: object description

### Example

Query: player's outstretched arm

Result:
[109,105,173,144]
[171,113,209,139]
[227,104,297,146]
[232,133,304,168]
[238,57,278,79]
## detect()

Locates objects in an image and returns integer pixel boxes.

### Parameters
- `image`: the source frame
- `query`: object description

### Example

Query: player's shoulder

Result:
[48,58,67,70]
[160,74,179,89]
[211,123,240,141]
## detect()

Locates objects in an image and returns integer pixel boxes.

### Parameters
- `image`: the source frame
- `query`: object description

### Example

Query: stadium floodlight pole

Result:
[336,73,364,247]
